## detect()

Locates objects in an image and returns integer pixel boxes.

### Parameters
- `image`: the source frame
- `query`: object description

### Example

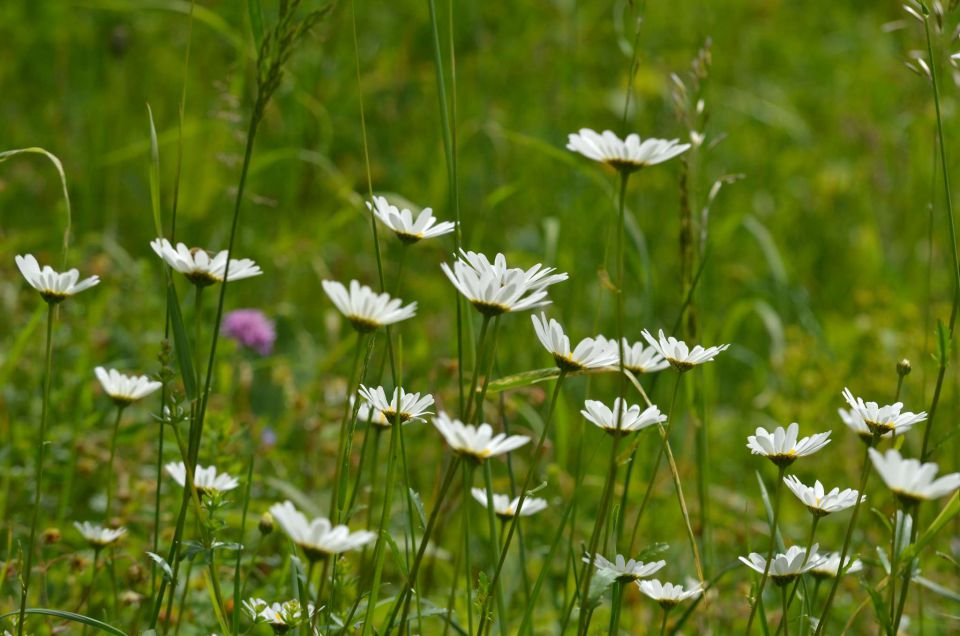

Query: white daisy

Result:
[603,337,670,373]
[432,412,529,461]
[583,553,666,583]
[441,250,568,316]
[321,279,416,332]
[838,407,874,442]
[357,385,434,424]
[243,598,316,631]
[841,388,927,437]
[367,195,455,244]
[74,521,126,549]
[269,501,375,562]
[94,367,162,406]
[469,488,548,520]
[150,238,262,287]
[746,423,831,467]
[869,448,960,504]
[165,462,240,495]
[581,398,666,436]
[783,475,864,517]
[809,553,864,579]
[740,544,826,586]
[566,129,690,173]
[636,579,702,608]
[15,254,100,303]
[641,329,729,371]
[531,313,618,371]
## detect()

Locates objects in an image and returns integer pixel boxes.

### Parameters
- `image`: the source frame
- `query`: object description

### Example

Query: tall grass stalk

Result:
[744,464,787,634]
[814,437,876,635]
[476,371,567,635]
[16,302,56,636]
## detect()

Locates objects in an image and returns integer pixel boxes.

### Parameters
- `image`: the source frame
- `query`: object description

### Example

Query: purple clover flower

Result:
[222,309,276,356]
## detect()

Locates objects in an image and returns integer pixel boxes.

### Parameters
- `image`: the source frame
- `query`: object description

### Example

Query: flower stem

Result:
[814,439,875,635]
[104,405,126,520]
[660,608,670,636]
[892,501,919,633]
[781,585,790,636]
[462,462,476,636]
[231,428,257,635]
[609,581,626,635]
[482,461,507,635]
[775,515,819,635]
[16,302,56,636]
[745,464,786,634]
[382,455,461,634]
[330,331,366,521]
[476,371,567,635]
[464,315,491,422]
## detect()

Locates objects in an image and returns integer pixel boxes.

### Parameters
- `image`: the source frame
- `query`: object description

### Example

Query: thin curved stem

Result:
[745,465,786,634]
[775,515,819,635]
[104,405,126,520]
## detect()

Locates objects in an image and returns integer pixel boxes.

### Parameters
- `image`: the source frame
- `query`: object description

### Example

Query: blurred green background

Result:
[1,0,958,633]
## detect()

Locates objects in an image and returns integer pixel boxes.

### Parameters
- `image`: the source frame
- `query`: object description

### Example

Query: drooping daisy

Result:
[783,475,864,517]
[868,448,960,504]
[809,553,863,579]
[74,522,126,549]
[165,462,240,496]
[838,407,873,442]
[746,423,831,467]
[566,129,691,173]
[581,398,666,436]
[15,254,100,303]
[841,389,927,437]
[94,367,162,407]
[470,488,548,520]
[269,501,375,563]
[321,279,416,332]
[605,337,670,374]
[740,544,826,586]
[357,385,434,424]
[641,329,729,372]
[636,579,702,609]
[441,250,568,316]
[531,313,618,371]
[432,412,529,462]
[367,195,455,244]
[583,553,666,583]
[150,238,262,287]
[243,598,316,632]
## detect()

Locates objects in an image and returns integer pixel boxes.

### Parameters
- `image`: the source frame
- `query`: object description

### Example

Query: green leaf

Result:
[247,0,264,48]
[485,367,612,393]
[862,578,893,635]
[634,542,670,562]
[584,567,617,610]
[409,488,426,530]
[146,103,162,237]
[384,531,408,578]
[167,284,197,400]
[0,609,125,635]
[900,491,960,562]
[145,551,173,581]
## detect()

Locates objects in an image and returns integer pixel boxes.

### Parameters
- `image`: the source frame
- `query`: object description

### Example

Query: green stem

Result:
[776,516,819,636]
[330,332,366,521]
[745,465,787,634]
[609,582,626,635]
[16,302,56,636]
[464,315,491,422]
[892,502,919,633]
[782,585,790,636]
[231,428,257,635]
[814,439,875,635]
[462,463,476,636]
[104,405,126,520]
[660,608,670,636]
[482,461,507,635]
[476,371,567,635]
[382,456,461,634]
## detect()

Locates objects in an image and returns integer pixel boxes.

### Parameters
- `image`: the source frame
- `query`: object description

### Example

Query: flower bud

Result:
[259,512,275,536]
[897,358,912,377]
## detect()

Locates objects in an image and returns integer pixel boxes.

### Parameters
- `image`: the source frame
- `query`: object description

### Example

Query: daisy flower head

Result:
[636,579,702,609]
[470,488,548,520]
[269,501,375,562]
[566,129,690,173]
[432,412,529,462]
[243,598,316,633]
[869,448,960,504]
[94,367,162,407]
[746,423,831,467]
[783,475,864,517]
[15,254,99,304]
[165,462,240,496]
[74,521,126,549]
[641,329,729,372]
[810,553,863,580]
[150,238,262,287]
[841,388,927,438]
[581,398,666,436]
[367,195,455,244]
[583,553,666,583]
[531,313,618,371]
[838,407,873,443]
[740,544,825,586]
[608,337,670,374]
[321,279,416,332]
[357,385,434,425]
[440,250,568,316]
